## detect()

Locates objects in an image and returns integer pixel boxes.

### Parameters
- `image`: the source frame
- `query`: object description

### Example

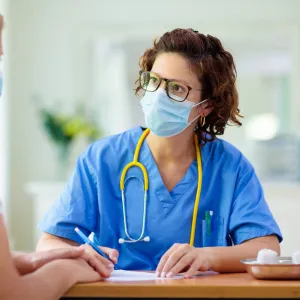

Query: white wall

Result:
[5,0,300,250]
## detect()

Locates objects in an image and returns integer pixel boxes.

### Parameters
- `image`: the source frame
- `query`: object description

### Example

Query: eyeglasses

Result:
[139,71,203,102]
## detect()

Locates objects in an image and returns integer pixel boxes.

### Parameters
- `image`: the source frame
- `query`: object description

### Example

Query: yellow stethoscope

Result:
[118,128,202,245]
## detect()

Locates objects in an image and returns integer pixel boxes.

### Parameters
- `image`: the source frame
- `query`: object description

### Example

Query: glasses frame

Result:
[139,71,204,102]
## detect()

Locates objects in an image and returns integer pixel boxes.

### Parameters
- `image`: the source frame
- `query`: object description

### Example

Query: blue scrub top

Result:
[39,126,282,270]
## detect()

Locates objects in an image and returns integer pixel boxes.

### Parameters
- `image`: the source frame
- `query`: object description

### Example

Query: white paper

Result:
[106,270,218,282]
[106,270,181,282]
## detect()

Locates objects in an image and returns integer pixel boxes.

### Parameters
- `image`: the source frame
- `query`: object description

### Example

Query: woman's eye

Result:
[172,84,184,93]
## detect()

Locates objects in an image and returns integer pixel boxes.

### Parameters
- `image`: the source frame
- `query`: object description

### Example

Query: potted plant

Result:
[38,102,100,179]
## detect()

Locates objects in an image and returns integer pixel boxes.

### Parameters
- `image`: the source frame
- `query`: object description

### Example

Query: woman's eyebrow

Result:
[151,72,193,86]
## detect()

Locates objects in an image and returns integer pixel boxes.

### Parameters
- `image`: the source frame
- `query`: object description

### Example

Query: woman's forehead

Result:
[151,53,201,87]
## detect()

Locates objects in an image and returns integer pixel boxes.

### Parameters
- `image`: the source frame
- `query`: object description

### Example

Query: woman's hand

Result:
[156,243,213,278]
[78,244,119,278]
[61,259,102,284]
[13,247,86,275]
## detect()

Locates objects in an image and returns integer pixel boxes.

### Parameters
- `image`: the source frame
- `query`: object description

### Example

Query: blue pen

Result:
[92,233,120,270]
[93,235,101,247]
[74,227,113,264]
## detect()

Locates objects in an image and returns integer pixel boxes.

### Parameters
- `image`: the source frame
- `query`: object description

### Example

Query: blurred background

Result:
[1,0,300,255]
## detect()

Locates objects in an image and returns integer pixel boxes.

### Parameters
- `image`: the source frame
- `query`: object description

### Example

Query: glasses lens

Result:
[167,81,189,102]
[140,72,160,92]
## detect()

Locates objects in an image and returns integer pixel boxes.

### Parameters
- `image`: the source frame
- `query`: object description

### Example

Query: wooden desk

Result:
[63,273,300,299]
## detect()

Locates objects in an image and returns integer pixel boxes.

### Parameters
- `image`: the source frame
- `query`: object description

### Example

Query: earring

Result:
[200,116,206,127]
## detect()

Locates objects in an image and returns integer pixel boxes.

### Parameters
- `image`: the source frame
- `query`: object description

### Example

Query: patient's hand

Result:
[12,247,86,275]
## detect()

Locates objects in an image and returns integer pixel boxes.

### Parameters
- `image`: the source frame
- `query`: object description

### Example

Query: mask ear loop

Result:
[189,98,210,125]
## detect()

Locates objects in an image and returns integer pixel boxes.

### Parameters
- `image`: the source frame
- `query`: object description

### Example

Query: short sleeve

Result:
[38,153,98,244]
[229,167,282,245]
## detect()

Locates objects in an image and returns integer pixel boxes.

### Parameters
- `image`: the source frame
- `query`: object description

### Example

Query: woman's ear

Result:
[197,98,214,117]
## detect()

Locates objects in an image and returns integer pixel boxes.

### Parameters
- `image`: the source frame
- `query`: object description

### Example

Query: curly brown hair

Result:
[136,28,242,144]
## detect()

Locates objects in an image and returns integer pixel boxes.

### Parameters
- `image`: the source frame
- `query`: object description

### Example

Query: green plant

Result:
[38,102,100,178]
[40,110,100,147]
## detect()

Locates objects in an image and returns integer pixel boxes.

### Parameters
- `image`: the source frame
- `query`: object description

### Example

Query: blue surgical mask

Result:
[140,88,208,137]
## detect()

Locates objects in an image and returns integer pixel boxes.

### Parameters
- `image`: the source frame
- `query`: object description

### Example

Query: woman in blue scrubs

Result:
[37,28,282,279]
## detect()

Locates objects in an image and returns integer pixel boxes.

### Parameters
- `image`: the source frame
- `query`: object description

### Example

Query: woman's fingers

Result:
[81,253,111,278]
[156,244,211,278]
[184,257,209,278]
[156,244,179,276]
[161,247,190,277]
[165,253,195,278]
[79,244,114,277]
[100,246,119,264]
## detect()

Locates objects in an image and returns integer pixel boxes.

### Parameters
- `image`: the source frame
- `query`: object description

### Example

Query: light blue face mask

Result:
[140,88,208,137]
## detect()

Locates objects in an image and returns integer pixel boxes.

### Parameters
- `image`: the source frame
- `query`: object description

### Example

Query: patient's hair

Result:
[136,28,242,144]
